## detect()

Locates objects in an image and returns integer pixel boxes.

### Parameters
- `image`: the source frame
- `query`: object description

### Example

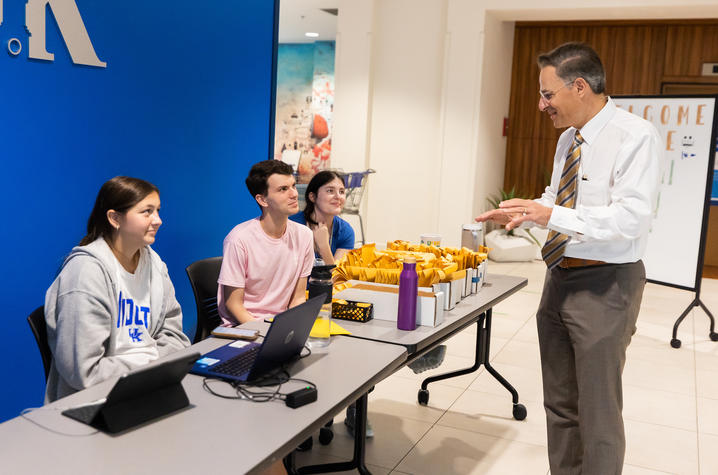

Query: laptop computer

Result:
[190,295,325,383]
[62,350,200,433]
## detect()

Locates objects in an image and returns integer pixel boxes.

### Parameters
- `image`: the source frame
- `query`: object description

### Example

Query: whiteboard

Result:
[613,96,717,290]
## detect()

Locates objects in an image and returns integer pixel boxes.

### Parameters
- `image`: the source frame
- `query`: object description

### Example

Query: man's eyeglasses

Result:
[539,81,574,103]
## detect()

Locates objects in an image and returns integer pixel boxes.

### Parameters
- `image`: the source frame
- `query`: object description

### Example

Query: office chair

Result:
[27,306,52,382]
[186,257,223,343]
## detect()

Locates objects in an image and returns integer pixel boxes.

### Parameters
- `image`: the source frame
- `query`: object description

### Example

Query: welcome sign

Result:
[614,96,717,289]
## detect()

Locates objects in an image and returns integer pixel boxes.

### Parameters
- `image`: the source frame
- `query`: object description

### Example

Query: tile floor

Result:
[294,260,718,474]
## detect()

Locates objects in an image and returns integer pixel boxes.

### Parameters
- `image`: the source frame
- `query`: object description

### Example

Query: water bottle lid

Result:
[403,256,417,264]
[310,264,335,279]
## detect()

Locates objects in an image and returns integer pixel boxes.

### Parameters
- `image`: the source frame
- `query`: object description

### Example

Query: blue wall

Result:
[0,0,277,422]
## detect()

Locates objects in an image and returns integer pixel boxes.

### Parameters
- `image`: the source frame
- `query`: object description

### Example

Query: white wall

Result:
[472,12,514,222]
[332,0,374,173]
[365,0,446,244]
[333,0,718,248]
[438,0,489,245]
[332,0,375,239]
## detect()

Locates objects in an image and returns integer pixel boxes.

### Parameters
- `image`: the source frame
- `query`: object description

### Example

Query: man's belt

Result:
[558,257,608,269]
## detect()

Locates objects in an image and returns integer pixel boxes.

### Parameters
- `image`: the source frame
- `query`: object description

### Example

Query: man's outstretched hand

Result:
[475,199,551,231]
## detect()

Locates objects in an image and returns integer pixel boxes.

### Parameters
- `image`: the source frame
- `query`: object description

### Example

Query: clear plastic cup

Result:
[308,305,331,348]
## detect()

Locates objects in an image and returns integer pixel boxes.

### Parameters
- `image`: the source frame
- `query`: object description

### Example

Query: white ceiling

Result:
[278,0,338,43]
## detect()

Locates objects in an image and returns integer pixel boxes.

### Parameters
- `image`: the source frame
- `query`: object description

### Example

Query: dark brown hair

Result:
[245,159,295,198]
[79,176,159,246]
[303,170,345,226]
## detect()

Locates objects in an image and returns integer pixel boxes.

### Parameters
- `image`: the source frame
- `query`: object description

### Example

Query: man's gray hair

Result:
[537,42,606,94]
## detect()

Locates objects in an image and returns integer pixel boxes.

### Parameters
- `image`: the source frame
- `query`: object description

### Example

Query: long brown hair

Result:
[79,176,159,246]
[303,170,345,226]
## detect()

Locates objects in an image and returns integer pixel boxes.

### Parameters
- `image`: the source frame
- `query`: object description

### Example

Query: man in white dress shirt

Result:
[476,42,661,474]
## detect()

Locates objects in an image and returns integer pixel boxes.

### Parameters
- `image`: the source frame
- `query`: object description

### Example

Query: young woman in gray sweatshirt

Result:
[44,176,190,402]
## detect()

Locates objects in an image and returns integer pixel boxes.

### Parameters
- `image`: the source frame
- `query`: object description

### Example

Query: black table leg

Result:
[418,308,526,420]
[419,313,487,391]
[293,392,371,474]
[481,309,527,420]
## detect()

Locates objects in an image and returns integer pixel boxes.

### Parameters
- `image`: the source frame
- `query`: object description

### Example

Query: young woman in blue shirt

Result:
[290,170,355,264]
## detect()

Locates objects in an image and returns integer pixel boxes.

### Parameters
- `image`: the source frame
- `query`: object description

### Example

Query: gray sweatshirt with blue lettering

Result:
[44,238,190,402]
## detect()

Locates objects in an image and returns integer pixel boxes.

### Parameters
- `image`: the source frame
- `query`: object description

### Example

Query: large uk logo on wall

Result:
[1,0,106,67]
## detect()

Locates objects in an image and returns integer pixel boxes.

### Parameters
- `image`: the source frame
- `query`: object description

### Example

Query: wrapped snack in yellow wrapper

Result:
[332,241,490,321]
[333,241,487,289]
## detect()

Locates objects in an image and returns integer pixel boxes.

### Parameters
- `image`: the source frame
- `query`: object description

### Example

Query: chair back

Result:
[185,257,223,343]
[343,169,375,214]
[27,306,52,382]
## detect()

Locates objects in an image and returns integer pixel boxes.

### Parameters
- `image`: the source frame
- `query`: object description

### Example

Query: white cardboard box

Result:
[471,261,488,294]
[334,280,445,327]
[451,276,463,306]
[478,260,487,290]
[463,268,473,297]
[433,282,454,310]
[433,270,466,310]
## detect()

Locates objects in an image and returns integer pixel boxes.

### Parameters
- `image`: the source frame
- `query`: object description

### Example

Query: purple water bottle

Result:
[397,257,418,331]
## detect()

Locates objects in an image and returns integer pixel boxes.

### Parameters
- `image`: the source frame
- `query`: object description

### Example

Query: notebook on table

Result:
[62,351,200,433]
[190,295,324,383]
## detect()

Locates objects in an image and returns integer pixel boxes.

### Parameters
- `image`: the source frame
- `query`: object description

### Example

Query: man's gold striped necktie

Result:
[541,131,583,269]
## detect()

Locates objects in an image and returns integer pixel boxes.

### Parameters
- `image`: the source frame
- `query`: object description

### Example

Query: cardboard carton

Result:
[334,280,445,327]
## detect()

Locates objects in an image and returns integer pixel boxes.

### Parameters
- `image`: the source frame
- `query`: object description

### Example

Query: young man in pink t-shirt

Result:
[218,160,314,325]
